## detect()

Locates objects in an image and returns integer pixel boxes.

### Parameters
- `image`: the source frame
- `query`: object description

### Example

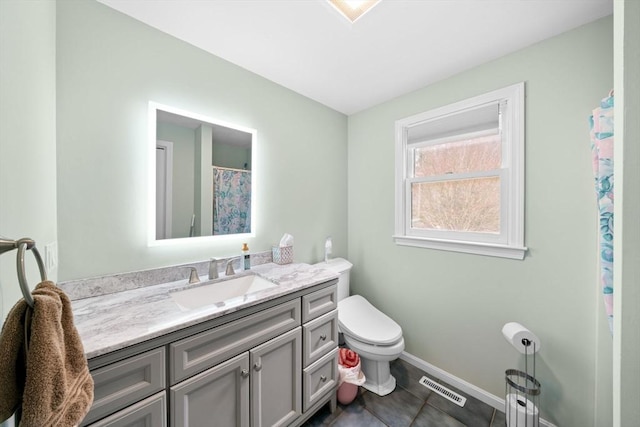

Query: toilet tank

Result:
[316,258,353,302]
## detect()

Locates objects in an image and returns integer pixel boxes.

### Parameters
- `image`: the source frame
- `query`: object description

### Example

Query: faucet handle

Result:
[209,258,219,280]
[180,266,200,284]
[225,258,236,276]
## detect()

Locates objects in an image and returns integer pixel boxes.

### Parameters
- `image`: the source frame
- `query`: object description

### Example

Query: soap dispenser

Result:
[324,237,332,263]
[242,243,250,271]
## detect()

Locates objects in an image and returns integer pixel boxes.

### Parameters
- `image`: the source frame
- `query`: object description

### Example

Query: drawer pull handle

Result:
[320,334,327,341]
[320,375,327,382]
[254,363,262,372]
[241,369,250,378]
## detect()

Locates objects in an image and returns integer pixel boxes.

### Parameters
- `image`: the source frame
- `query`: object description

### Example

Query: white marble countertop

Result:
[71,263,338,359]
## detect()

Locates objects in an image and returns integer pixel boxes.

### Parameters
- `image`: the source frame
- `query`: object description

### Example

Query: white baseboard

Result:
[399,351,557,427]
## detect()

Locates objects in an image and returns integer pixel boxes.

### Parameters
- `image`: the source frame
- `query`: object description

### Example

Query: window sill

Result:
[392,235,527,260]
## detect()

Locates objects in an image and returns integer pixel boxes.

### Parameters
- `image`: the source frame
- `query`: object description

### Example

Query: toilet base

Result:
[360,357,397,396]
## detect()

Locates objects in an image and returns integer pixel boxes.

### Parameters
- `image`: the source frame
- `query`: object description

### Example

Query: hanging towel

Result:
[0,281,94,426]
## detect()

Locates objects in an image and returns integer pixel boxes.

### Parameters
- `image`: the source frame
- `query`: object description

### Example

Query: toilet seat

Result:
[338,295,403,346]
[343,334,405,359]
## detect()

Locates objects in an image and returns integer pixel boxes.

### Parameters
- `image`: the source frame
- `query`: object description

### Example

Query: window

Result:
[394,83,526,259]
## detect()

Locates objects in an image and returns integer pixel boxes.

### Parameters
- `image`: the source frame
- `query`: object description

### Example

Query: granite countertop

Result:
[71,263,338,359]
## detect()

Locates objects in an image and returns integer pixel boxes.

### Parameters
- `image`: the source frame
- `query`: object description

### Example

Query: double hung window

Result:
[394,83,526,259]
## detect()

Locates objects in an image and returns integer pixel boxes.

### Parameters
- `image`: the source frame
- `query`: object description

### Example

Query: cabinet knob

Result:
[241,369,249,378]
[253,363,262,372]
[320,375,327,382]
[320,334,327,341]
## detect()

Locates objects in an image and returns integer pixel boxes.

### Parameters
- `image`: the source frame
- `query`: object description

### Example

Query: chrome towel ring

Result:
[0,236,48,308]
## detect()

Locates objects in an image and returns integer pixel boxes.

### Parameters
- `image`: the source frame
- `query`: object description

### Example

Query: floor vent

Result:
[419,376,467,407]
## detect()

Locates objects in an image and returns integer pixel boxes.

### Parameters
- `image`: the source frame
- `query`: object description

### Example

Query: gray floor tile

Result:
[301,402,343,426]
[362,387,424,427]
[410,404,467,427]
[333,398,387,427]
[426,381,494,427]
[491,409,506,426]
[390,359,433,401]
[304,361,504,427]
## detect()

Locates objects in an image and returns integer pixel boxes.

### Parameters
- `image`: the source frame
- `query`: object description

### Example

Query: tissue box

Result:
[272,246,293,265]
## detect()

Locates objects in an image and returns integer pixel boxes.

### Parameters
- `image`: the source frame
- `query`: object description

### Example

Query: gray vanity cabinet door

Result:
[170,353,250,427]
[250,327,302,427]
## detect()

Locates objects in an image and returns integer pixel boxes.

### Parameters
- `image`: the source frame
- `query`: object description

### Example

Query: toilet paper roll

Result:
[506,393,539,427]
[502,322,541,354]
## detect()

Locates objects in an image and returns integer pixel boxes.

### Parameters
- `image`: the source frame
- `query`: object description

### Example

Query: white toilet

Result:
[317,258,404,396]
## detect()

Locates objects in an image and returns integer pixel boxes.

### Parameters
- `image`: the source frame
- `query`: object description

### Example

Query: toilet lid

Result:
[338,295,403,345]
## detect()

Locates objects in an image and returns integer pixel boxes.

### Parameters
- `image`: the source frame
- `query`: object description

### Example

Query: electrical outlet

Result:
[44,241,58,273]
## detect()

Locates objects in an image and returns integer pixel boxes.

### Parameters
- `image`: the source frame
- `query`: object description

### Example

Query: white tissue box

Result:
[272,246,293,265]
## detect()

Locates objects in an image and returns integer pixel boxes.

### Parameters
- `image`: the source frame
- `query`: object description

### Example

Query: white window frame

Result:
[393,83,527,259]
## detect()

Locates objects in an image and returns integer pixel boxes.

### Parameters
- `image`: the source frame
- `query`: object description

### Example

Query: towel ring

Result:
[17,240,47,308]
[0,236,47,308]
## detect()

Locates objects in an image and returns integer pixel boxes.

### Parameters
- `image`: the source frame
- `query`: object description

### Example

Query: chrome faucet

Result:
[209,258,219,280]
[225,258,238,276]
[181,266,200,284]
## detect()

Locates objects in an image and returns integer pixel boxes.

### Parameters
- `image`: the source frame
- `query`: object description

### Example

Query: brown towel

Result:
[0,281,94,426]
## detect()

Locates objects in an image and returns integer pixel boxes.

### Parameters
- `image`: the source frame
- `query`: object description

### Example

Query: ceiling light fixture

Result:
[328,0,381,23]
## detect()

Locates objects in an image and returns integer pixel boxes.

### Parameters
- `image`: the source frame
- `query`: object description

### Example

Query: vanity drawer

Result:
[86,392,167,427]
[302,347,339,412]
[303,310,338,367]
[170,298,300,384]
[301,285,337,323]
[83,347,166,426]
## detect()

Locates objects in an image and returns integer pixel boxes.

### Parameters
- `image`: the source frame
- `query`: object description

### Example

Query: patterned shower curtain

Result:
[589,92,614,334]
[213,168,251,235]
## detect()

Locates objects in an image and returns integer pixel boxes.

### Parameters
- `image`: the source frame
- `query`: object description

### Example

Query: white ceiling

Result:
[98,0,612,115]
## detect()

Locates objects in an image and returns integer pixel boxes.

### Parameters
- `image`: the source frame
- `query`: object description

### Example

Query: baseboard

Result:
[400,351,557,427]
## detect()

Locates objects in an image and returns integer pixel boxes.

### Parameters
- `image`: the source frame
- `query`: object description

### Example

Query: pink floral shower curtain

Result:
[213,168,251,235]
[589,91,614,333]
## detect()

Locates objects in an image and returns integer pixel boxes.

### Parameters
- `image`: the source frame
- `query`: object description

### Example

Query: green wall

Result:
[0,1,57,323]
[56,0,348,279]
[2,2,629,425]
[157,121,197,238]
[347,17,613,427]
[213,143,251,170]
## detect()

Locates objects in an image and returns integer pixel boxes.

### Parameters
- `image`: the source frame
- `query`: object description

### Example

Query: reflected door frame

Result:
[156,140,173,239]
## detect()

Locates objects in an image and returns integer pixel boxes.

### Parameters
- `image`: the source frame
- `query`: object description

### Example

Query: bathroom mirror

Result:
[149,102,256,245]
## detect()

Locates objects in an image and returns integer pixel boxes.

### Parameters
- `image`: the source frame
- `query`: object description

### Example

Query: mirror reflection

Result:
[154,106,254,240]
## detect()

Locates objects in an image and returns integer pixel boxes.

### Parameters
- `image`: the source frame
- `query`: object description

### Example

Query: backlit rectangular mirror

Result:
[148,102,256,245]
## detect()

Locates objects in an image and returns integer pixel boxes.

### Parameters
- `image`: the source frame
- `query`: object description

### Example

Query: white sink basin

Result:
[170,274,278,310]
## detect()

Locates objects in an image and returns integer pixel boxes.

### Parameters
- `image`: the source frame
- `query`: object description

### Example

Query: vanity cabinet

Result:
[87,392,167,427]
[171,352,249,426]
[171,328,301,427]
[82,347,166,426]
[300,287,339,416]
[83,281,338,427]
[250,327,301,426]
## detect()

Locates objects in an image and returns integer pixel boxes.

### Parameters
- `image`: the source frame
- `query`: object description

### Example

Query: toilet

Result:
[317,258,404,396]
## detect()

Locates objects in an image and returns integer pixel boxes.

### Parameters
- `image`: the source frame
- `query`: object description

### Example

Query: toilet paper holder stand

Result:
[504,328,541,427]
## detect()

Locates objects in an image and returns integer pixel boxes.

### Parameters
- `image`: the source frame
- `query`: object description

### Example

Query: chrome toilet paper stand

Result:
[505,338,541,427]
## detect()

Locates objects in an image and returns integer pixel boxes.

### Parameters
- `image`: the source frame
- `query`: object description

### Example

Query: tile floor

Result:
[303,358,506,427]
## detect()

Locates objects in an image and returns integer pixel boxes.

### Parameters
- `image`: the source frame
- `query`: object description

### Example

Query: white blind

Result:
[407,102,499,144]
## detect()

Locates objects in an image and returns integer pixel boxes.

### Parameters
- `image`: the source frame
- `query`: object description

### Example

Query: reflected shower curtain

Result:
[213,168,251,235]
[589,92,614,333]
